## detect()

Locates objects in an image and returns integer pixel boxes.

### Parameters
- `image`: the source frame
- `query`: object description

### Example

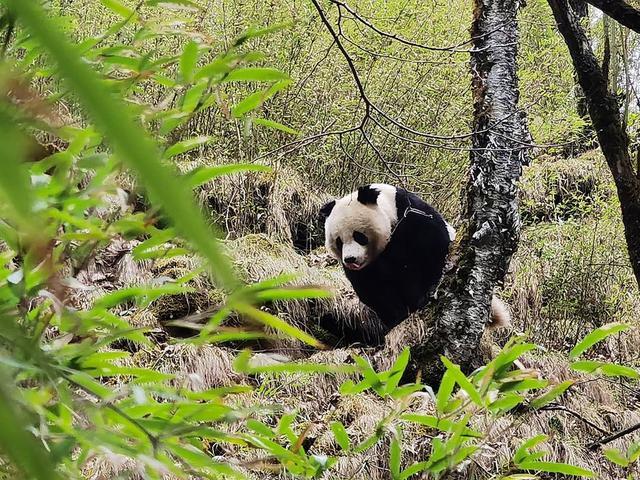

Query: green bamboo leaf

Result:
[400,461,431,479]
[0,111,38,235]
[569,323,629,359]
[436,369,455,413]
[440,356,483,406]
[163,135,212,158]
[489,392,524,413]
[603,448,629,467]
[180,40,199,83]
[530,380,573,409]
[627,441,640,462]
[194,58,231,80]
[100,0,136,18]
[518,460,595,478]
[390,427,402,479]
[400,414,482,438]
[233,304,321,348]
[253,117,300,135]
[599,363,640,379]
[571,360,640,379]
[185,163,270,188]
[254,287,331,302]
[247,419,275,438]
[233,22,293,45]
[181,79,208,112]
[514,435,548,464]
[383,348,410,395]
[499,475,539,480]
[330,421,350,451]
[0,370,63,480]
[6,0,237,289]
[232,80,291,118]
[232,91,266,117]
[146,0,202,11]
[224,67,289,83]
[569,360,602,373]
[500,378,549,392]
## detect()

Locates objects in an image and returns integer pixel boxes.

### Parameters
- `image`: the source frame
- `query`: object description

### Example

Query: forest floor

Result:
[79,150,640,479]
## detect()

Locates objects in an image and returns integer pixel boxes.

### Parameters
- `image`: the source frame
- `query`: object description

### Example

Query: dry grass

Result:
[506,217,640,357]
[194,165,332,252]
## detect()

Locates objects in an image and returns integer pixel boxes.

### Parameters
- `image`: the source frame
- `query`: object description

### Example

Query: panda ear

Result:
[357,185,380,205]
[319,200,336,218]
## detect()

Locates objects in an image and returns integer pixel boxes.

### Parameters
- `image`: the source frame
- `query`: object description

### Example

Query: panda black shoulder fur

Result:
[320,183,509,340]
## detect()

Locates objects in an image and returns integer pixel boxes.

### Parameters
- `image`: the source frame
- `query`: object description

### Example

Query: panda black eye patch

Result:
[353,231,368,246]
[336,237,343,250]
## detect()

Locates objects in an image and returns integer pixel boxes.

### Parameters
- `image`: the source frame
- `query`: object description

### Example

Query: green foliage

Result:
[569,322,629,359]
[0,0,637,478]
[0,0,319,477]
[603,442,640,469]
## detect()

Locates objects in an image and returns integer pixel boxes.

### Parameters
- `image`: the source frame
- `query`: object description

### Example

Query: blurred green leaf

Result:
[6,0,238,290]
[180,40,200,83]
[233,303,322,348]
[603,448,629,467]
[254,117,300,135]
[100,0,137,19]
[330,421,350,451]
[569,323,629,359]
[163,135,212,158]
[185,163,270,188]
[518,461,595,478]
[224,67,289,83]
[0,369,62,480]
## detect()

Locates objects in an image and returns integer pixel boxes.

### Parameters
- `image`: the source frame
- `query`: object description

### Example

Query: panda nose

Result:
[344,256,357,264]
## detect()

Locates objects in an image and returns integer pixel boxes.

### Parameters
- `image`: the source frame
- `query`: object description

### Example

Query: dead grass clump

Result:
[197,166,331,252]
[135,343,247,390]
[519,151,613,224]
[67,236,153,312]
[83,451,149,480]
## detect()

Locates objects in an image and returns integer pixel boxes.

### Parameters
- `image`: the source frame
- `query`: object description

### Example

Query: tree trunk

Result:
[569,0,594,154]
[412,0,530,379]
[547,0,640,289]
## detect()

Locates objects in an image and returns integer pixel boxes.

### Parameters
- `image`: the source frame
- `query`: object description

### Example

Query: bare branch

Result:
[331,0,506,53]
[588,420,640,450]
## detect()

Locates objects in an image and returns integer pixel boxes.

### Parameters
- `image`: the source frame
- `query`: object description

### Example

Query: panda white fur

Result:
[320,183,509,339]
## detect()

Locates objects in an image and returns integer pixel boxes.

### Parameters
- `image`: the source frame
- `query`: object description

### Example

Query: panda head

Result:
[320,184,398,271]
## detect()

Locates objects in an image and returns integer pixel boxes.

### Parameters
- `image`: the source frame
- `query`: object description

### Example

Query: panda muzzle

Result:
[343,258,363,271]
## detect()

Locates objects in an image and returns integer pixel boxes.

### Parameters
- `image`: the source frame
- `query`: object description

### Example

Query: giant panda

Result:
[320,183,509,338]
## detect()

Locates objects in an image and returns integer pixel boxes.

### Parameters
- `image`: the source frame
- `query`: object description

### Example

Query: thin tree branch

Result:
[588,420,640,450]
[541,403,611,436]
[331,0,506,53]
